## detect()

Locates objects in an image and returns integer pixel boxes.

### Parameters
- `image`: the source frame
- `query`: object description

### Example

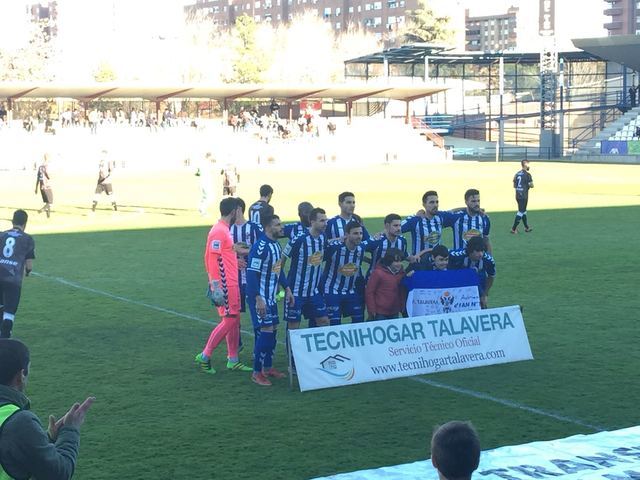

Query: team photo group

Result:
[195,160,533,386]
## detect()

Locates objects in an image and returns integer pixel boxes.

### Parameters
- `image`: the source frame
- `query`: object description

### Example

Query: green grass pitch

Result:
[1,161,639,479]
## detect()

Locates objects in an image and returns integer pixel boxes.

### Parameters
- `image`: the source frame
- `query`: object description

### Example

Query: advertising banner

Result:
[313,426,640,480]
[601,140,628,155]
[404,269,480,316]
[290,305,533,392]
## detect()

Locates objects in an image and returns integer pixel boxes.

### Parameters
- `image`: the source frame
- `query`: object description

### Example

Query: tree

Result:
[0,23,55,81]
[93,62,117,82]
[225,14,268,83]
[401,0,453,44]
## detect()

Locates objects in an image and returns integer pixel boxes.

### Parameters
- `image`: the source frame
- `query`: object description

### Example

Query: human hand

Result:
[47,414,65,441]
[256,296,267,317]
[237,257,247,269]
[285,288,295,307]
[407,255,419,264]
[61,397,95,430]
[480,295,488,309]
[415,209,426,218]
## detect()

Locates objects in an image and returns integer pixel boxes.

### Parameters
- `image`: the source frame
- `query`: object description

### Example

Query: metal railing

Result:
[452,145,552,161]
[410,116,445,148]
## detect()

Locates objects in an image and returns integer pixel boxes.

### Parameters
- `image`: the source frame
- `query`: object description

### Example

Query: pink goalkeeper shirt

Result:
[204,220,239,287]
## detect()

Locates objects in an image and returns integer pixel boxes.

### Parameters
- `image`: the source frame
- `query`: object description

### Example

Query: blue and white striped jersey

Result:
[321,240,375,295]
[283,221,308,240]
[366,235,408,277]
[247,236,285,304]
[451,212,491,250]
[230,221,263,285]
[283,232,326,297]
[448,248,496,277]
[401,212,457,255]
[325,215,370,241]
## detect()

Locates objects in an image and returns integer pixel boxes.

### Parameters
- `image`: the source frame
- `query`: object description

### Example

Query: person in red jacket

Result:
[365,248,406,320]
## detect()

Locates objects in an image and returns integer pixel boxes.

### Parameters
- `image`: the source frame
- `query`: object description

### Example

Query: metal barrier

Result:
[452,146,553,161]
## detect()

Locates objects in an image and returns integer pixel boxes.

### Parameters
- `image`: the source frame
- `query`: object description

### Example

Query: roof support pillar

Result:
[347,100,353,125]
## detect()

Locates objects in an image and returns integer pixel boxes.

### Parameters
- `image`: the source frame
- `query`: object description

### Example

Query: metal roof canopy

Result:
[572,35,640,72]
[0,83,448,103]
[345,44,604,66]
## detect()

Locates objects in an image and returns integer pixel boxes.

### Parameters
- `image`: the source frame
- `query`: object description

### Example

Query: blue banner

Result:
[404,269,480,291]
[404,269,480,317]
[600,140,628,155]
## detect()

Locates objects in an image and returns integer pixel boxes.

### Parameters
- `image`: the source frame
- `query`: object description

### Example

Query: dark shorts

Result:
[284,294,327,324]
[0,281,22,317]
[247,298,279,328]
[40,188,53,203]
[516,195,528,212]
[95,183,113,195]
[324,293,364,326]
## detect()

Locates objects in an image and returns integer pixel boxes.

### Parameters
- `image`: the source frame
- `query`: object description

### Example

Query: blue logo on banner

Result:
[317,354,355,380]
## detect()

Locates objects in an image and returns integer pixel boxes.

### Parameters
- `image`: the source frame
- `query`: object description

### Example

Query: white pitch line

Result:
[409,377,606,432]
[34,271,607,431]
[31,271,257,337]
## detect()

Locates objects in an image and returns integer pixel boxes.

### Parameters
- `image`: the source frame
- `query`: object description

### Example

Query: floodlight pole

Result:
[498,56,504,162]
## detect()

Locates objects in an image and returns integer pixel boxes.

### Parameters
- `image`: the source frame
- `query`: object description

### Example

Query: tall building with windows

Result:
[604,0,638,35]
[184,0,417,38]
[465,6,518,52]
[28,1,59,41]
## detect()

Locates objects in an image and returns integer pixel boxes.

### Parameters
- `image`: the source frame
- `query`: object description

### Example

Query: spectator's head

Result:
[465,236,485,261]
[384,214,402,237]
[422,190,439,215]
[381,248,404,273]
[464,189,481,214]
[12,210,28,229]
[338,192,356,216]
[262,214,282,238]
[0,339,30,392]
[431,421,481,480]
[260,184,274,202]
[431,244,449,271]
[220,197,240,224]
[521,160,530,171]
[236,197,246,214]
[309,208,327,233]
[344,220,363,245]
[298,201,314,226]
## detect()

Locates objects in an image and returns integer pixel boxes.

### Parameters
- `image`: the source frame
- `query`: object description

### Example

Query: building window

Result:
[374,16,381,25]
[335,7,341,15]
[254,1,260,8]
[388,0,397,7]
[388,15,395,23]
[365,3,372,10]
[357,5,361,12]
[349,6,353,12]
[324,7,331,17]
[336,22,341,29]
[373,1,382,9]
[399,0,404,7]
[277,13,281,19]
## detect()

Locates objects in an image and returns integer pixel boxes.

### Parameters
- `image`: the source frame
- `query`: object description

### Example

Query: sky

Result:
[0,0,613,80]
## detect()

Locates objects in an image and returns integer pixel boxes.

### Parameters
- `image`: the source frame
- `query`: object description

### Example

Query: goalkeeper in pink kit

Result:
[195,197,253,374]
